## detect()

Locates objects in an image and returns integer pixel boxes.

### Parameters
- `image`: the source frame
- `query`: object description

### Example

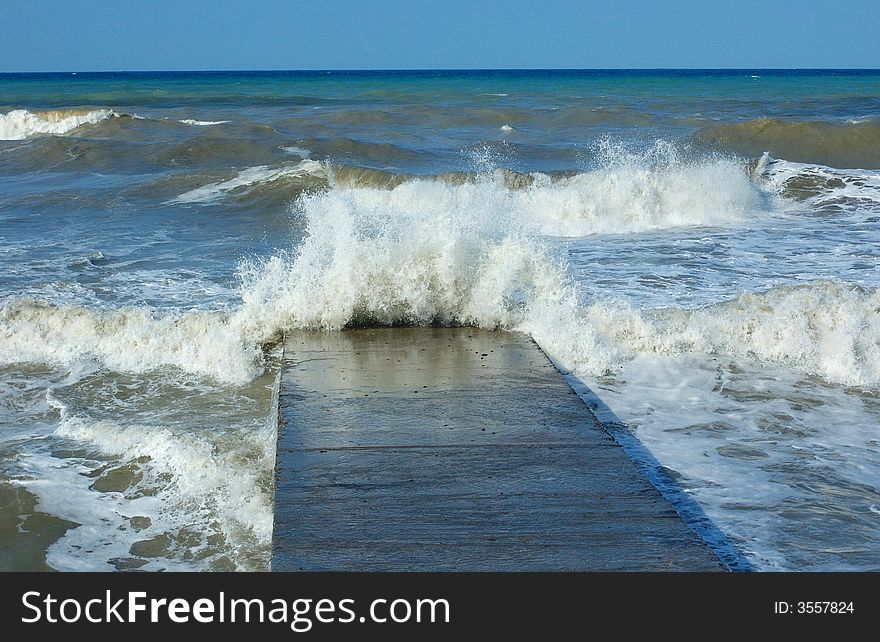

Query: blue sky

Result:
[1,0,878,71]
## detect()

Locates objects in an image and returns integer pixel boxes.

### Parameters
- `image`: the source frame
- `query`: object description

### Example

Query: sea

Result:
[1,70,878,571]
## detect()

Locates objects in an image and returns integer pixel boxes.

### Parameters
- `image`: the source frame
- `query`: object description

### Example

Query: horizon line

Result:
[2,67,880,75]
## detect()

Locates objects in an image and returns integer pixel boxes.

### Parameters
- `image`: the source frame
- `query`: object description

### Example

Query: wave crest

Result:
[0,300,261,384]
[756,155,880,211]
[3,138,874,391]
[172,141,761,236]
[580,281,880,388]
[0,108,116,140]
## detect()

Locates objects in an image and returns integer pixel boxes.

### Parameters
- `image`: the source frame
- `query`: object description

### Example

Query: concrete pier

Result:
[272,327,723,571]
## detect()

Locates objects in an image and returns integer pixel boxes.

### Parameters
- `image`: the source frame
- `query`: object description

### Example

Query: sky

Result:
[1,0,878,71]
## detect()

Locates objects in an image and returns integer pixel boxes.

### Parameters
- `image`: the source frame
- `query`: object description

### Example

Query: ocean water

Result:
[1,70,879,571]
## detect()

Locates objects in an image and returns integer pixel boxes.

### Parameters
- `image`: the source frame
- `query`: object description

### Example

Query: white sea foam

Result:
[168,159,327,203]
[15,390,276,571]
[6,147,876,392]
[593,351,880,570]
[234,164,879,389]
[179,119,231,126]
[281,145,312,158]
[571,281,880,387]
[514,156,757,236]
[171,141,760,232]
[0,108,115,140]
[0,300,261,384]
[757,155,880,210]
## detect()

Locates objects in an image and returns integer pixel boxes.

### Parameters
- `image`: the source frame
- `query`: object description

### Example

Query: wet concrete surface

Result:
[273,327,724,571]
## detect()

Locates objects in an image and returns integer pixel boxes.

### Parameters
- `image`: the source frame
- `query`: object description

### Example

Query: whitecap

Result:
[0,108,115,140]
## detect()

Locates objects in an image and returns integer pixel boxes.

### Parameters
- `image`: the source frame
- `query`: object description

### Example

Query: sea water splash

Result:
[2,130,880,571]
[236,169,880,390]
[173,139,759,234]
[3,144,877,389]
[0,142,760,377]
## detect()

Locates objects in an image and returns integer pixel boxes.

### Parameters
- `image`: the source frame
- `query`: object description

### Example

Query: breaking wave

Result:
[237,185,880,389]
[576,281,880,388]
[756,154,880,211]
[0,108,117,140]
[171,141,761,235]
[2,141,876,392]
[0,300,261,384]
[14,389,276,571]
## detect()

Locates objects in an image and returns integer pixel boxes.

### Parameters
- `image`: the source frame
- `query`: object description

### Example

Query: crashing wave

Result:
[755,154,880,211]
[0,300,261,384]
[0,108,116,140]
[171,141,761,235]
[2,139,876,391]
[235,183,880,388]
